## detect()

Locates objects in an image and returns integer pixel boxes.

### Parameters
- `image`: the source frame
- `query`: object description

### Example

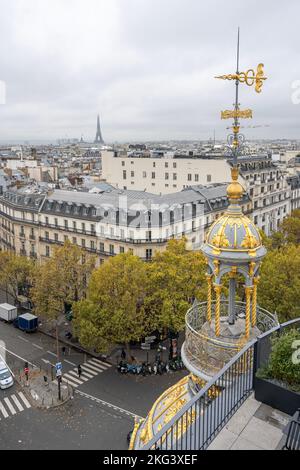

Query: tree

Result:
[0,252,34,304]
[268,210,300,249]
[258,244,300,322]
[30,241,95,356]
[145,239,207,333]
[73,253,152,356]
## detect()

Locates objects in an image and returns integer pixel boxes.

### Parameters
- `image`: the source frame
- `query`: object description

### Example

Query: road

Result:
[0,319,187,450]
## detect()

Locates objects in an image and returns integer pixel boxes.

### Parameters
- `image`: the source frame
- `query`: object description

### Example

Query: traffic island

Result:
[17,369,73,409]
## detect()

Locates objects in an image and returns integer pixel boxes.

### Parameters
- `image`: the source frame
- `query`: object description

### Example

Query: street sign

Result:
[55,362,62,371]
[145,336,156,342]
[141,344,151,351]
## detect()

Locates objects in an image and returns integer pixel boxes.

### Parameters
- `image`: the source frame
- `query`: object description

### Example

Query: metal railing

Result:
[142,318,299,450]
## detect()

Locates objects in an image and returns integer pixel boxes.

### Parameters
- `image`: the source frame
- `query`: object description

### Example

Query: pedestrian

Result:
[121,348,126,360]
[77,364,82,378]
[62,346,66,356]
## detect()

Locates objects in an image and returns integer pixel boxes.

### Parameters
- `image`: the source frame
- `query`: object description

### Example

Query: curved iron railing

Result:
[183,300,278,377]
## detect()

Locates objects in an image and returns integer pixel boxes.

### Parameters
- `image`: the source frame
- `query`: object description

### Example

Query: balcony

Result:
[182,300,278,380]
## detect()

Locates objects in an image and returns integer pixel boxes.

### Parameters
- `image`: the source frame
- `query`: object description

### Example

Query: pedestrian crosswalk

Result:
[0,391,31,419]
[55,358,111,389]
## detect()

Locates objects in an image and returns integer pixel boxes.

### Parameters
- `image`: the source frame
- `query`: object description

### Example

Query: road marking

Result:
[17,336,29,343]
[63,359,76,366]
[81,365,97,376]
[88,359,109,370]
[42,359,50,364]
[0,345,37,370]
[80,370,94,379]
[4,397,16,415]
[82,362,104,373]
[32,343,43,350]
[75,390,144,420]
[0,401,9,418]
[47,351,57,357]
[63,373,83,385]
[61,377,79,388]
[90,358,112,368]
[18,392,31,409]
[11,394,24,412]
[67,370,88,382]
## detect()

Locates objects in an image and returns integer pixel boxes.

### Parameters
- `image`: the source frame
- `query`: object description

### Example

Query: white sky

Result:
[0,0,299,142]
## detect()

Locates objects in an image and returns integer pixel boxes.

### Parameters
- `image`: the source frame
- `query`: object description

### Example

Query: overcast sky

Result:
[0,0,299,142]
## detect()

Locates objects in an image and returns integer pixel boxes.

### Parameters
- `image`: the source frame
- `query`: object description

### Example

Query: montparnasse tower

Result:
[130,30,278,450]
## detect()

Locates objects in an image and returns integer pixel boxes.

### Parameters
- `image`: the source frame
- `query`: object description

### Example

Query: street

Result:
[0,319,187,450]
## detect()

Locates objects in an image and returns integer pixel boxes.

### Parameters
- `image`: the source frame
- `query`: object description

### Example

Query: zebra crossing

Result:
[55,358,111,389]
[0,391,31,419]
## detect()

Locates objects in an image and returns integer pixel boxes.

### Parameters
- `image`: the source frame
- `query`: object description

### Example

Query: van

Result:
[0,361,14,390]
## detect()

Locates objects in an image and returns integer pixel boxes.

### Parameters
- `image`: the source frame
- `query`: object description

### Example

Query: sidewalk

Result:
[17,368,72,409]
[38,314,185,367]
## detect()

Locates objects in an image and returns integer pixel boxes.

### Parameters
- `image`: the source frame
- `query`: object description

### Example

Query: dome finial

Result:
[227,166,244,201]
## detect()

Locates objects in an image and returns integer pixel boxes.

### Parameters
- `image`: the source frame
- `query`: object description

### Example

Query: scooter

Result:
[118,361,128,374]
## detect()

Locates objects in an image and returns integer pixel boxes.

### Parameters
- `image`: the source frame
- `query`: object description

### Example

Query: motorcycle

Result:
[117,361,128,374]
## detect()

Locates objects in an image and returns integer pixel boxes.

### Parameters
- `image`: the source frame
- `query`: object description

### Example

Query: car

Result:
[0,361,14,390]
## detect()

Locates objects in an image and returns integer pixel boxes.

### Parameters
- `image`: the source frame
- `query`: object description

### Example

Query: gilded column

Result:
[245,286,253,339]
[214,285,222,337]
[252,277,259,327]
[206,274,213,322]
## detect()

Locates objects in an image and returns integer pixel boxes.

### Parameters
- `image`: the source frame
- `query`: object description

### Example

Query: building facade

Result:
[0,184,250,263]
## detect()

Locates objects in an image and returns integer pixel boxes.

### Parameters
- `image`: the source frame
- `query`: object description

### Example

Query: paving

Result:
[208,394,290,450]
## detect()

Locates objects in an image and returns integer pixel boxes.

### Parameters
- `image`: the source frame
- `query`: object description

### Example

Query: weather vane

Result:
[215,28,267,166]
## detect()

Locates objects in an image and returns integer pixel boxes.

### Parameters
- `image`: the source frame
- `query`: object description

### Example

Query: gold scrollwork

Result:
[221,109,253,119]
[216,63,267,94]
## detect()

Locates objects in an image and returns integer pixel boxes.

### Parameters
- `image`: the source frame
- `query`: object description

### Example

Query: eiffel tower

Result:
[94,114,104,144]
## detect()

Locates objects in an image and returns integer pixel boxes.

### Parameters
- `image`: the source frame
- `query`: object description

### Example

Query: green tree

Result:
[0,252,34,304]
[73,253,152,356]
[145,239,207,333]
[31,241,95,356]
[268,209,300,249]
[258,244,300,322]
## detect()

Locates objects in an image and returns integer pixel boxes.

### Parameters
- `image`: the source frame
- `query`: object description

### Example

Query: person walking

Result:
[77,364,82,378]
[62,346,66,356]
[121,348,126,360]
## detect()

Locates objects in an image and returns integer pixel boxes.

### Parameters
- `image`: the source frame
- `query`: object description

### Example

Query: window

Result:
[99,242,104,252]
[64,235,68,242]
[45,231,49,240]
[173,162,177,168]
[254,216,258,224]
[153,162,156,168]
[146,231,152,241]
[195,174,199,182]
[72,237,77,244]
[207,174,212,183]
[131,171,135,178]
[91,224,95,234]
[165,162,168,168]
[45,246,50,257]
[143,171,147,178]
[54,218,58,227]
[123,170,127,180]
[82,222,86,233]
[146,249,152,260]
[45,216,49,225]
[109,244,114,255]
[120,229,125,239]
[110,227,114,237]
[54,233,59,242]
[173,173,177,181]
[81,239,86,248]
[64,219,68,229]
[73,221,77,230]
[122,161,125,167]
[165,173,169,180]
[90,240,95,250]
[152,172,155,179]
[188,174,192,182]
[120,246,125,253]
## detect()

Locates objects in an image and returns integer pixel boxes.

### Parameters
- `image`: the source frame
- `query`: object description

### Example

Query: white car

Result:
[0,361,14,390]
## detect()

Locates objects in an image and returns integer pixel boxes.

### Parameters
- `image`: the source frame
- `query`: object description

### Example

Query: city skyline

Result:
[0,0,299,142]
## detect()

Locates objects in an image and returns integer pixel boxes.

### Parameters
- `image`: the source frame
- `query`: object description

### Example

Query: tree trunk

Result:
[125,342,131,362]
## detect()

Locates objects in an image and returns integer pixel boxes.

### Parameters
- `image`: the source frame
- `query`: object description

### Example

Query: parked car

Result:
[0,361,14,390]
